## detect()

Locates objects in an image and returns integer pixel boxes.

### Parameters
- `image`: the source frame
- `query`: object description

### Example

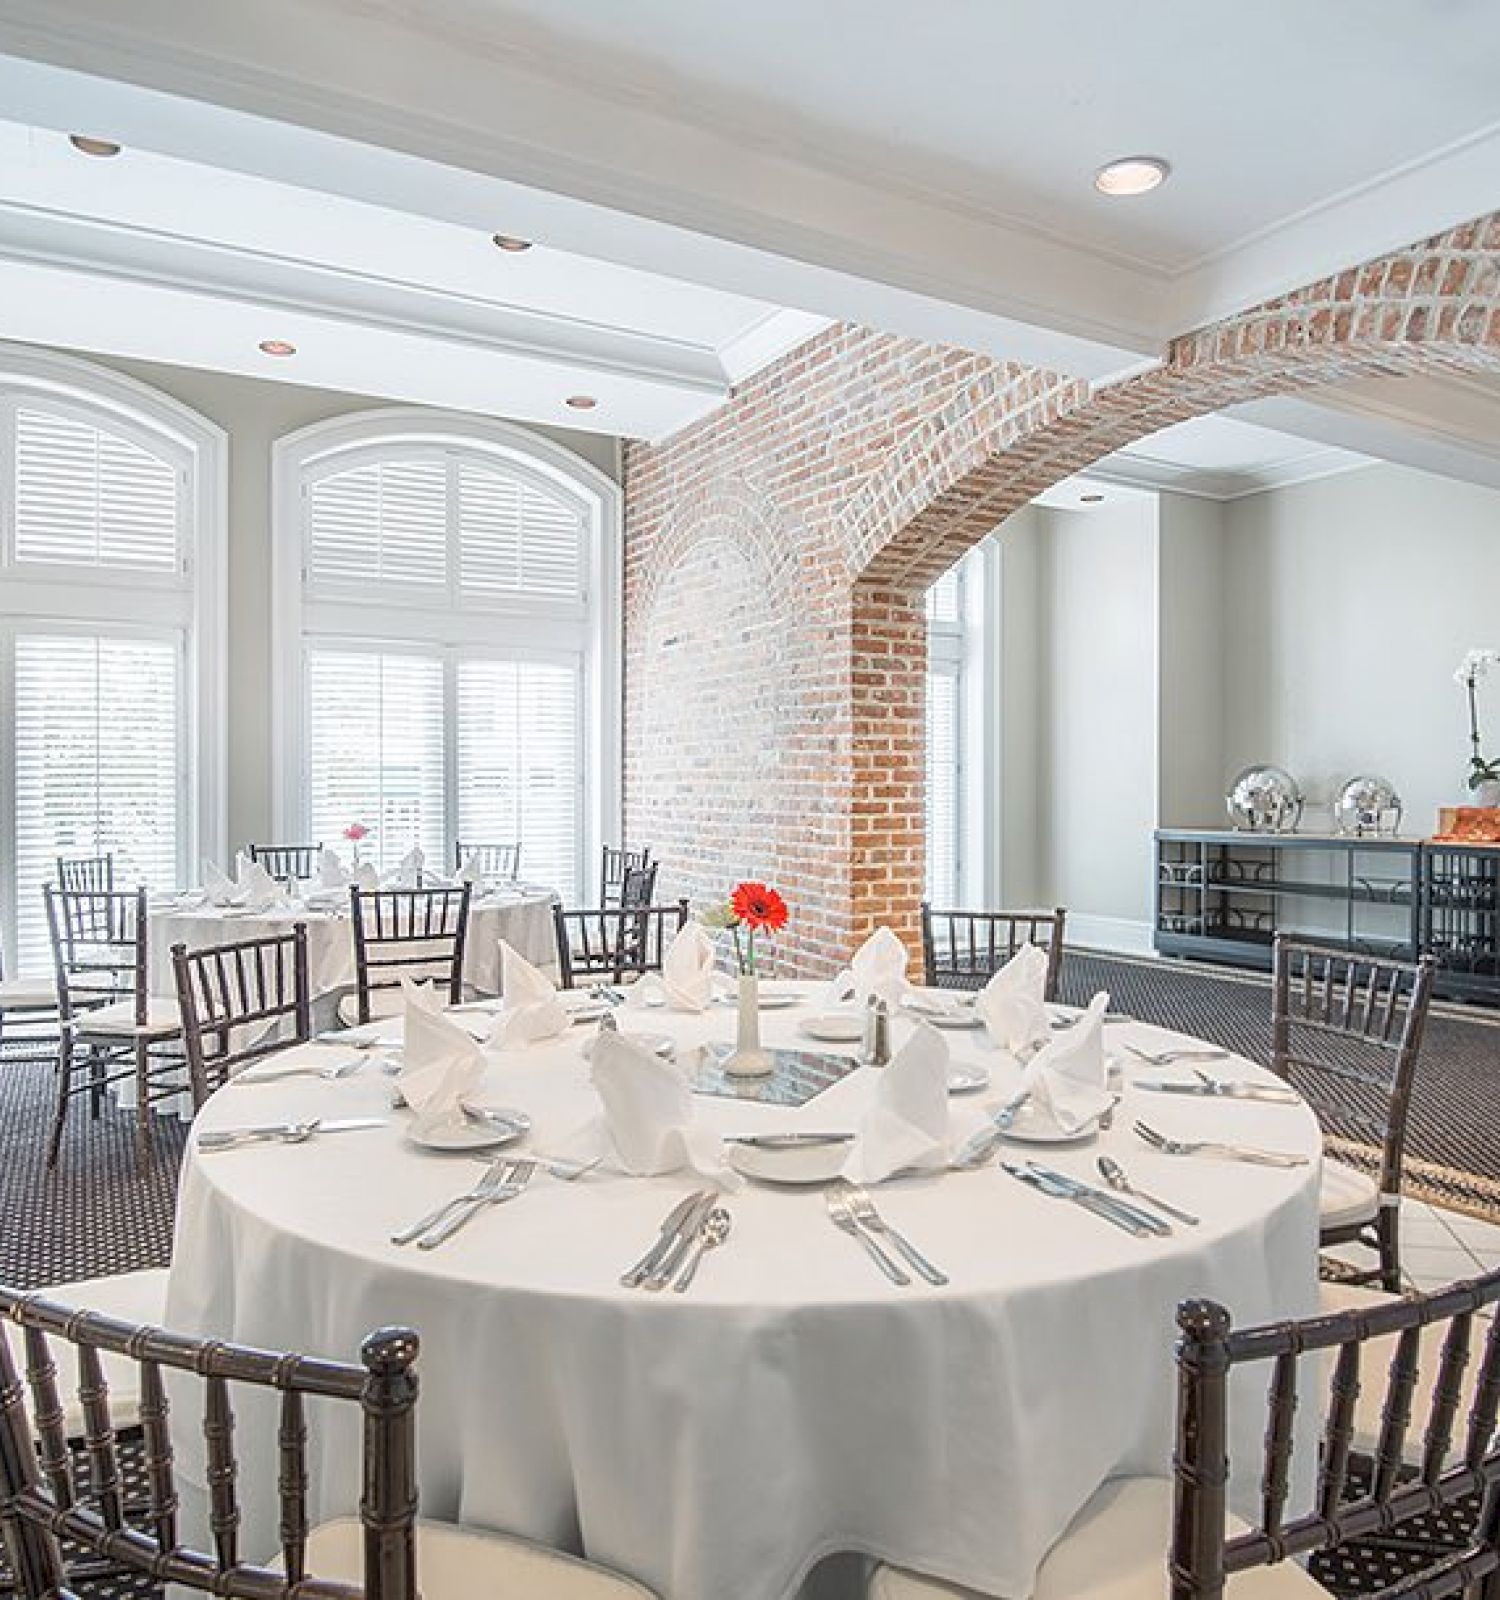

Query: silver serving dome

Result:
[1226,766,1303,833]
[1333,775,1403,837]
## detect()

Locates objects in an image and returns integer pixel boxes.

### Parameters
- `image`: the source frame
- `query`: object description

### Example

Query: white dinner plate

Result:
[947,1061,990,1095]
[998,1100,1101,1145]
[800,1012,863,1043]
[563,997,610,1024]
[582,1029,674,1060]
[405,1106,530,1152]
[728,1140,850,1186]
[715,981,802,1010]
[903,994,983,1029]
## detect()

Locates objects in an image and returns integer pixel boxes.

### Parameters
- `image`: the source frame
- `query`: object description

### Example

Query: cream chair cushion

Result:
[301,1517,660,1598]
[37,1268,171,1436]
[870,1477,1330,1599]
[72,995,181,1040]
[1320,1159,1380,1231]
[0,977,57,1010]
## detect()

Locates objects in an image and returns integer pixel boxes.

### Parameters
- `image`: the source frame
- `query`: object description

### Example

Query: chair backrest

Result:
[43,885,149,1028]
[552,900,689,988]
[171,927,313,1103]
[453,841,521,880]
[0,1283,421,1599]
[348,885,472,1023]
[919,904,1067,999]
[619,862,660,910]
[1271,937,1435,1201]
[53,854,115,897]
[1171,1268,1500,1598]
[600,844,653,907]
[247,843,322,886]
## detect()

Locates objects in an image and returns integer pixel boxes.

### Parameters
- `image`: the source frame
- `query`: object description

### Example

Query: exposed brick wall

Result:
[624,213,1500,974]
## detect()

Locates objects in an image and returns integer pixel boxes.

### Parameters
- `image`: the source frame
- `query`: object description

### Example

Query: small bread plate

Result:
[947,1060,990,1095]
[800,1011,863,1044]
[903,993,983,1029]
[582,1029,674,1060]
[405,1105,531,1153]
[997,1100,1101,1146]
[727,1137,851,1186]
[716,980,803,1011]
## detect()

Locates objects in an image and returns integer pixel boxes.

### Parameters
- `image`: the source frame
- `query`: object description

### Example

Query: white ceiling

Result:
[0,118,826,441]
[0,0,1495,379]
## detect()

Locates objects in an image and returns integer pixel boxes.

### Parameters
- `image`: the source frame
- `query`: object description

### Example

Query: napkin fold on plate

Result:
[200,858,244,908]
[1014,992,1113,1137]
[974,943,1053,1055]
[842,1020,951,1183]
[234,852,285,913]
[318,847,353,889]
[386,845,425,890]
[396,980,486,1131]
[575,1027,736,1184]
[456,851,487,892]
[828,925,912,1008]
[488,941,570,1049]
[652,919,718,1012]
[353,861,381,892]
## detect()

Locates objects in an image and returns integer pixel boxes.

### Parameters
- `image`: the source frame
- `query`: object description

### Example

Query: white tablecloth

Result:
[165,988,1321,1600]
[148,888,557,1000]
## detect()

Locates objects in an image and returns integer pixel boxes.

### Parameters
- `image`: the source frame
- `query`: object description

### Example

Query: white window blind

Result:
[12,632,181,973]
[306,649,446,871]
[925,665,961,906]
[14,406,180,572]
[456,658,582,901]
[926,566,962,626]
[457,462,584,602]
[306,458,448,590]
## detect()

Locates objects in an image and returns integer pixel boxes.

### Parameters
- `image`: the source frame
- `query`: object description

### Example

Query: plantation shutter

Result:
[13,406,181,572]
[12,632,181,973]
[457,461,585,602]
[456,658,582,901]
[306,458,448,589]
[925,665,961,906]
[306,650,446,871]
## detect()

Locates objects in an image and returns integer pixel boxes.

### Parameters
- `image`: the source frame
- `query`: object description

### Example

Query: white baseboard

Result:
[1065,913,1155,957]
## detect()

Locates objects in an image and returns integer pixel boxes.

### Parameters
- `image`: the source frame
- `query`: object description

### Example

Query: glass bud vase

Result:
[722,971,774,1078]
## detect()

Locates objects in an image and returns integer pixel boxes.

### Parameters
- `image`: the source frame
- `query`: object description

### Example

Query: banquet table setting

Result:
[163,927,1323,1600]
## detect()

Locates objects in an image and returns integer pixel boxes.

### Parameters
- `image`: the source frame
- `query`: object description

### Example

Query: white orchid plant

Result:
[1455,648,1500,792]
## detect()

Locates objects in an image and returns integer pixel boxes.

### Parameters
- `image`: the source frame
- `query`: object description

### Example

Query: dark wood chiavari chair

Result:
[43,885,184,1171]
[619,862,660,909]
[345,884,473,1024]
[246,842,322,886]
[552,900,689,988]
[0,948,59,1071]
[0,1287,658,1599]
[919,903,1068,998]
[53,854,115,896]
[453,841,521,880]
[874,1268,1500,1599]
[170,926,312,1104]
[1272,936,1436,1293]
[600,844,653,908]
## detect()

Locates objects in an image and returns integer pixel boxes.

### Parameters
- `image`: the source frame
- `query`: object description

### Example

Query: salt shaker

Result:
[860,995,892,1067]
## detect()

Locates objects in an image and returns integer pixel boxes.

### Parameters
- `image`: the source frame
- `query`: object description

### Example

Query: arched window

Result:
[273,412,621,903]
[0,345,226,973]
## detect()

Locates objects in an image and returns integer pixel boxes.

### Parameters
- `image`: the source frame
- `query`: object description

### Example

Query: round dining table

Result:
[165,983,1322,1600]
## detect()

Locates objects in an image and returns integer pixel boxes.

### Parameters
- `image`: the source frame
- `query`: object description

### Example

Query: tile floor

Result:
[1399,1200,1500,1295]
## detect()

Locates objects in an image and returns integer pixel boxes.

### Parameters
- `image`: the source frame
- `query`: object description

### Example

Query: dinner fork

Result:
[391,1159,519,1246]
[236,1056,366,1085]
[1133,1120,1308,1168]
[1125,1044,1231,1067]
[836,1183,948,1286]
[825,1189,911,1286]
[417,1160,537,1250]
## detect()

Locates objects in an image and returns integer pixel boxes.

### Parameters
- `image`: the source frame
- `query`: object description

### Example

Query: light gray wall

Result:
[1222,463,1500,834]
[76,351,621,852]
[995,505,1043,906]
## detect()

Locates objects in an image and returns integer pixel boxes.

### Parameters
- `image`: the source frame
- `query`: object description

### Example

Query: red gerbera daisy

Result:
[731,881,788,932]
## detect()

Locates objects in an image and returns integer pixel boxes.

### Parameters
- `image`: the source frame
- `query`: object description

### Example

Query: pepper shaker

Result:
[860,995,892,1067]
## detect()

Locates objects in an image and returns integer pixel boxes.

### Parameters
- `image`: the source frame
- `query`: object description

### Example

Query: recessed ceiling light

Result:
[1093,156,1170,197]
[69,135,122,158]
[565,394,598,411]
[492,234,535,253]
[1080,493,1105,504]
[258,339,297,358]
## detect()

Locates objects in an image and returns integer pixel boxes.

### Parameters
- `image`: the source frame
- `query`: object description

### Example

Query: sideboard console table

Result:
[1154,829,1500,1004]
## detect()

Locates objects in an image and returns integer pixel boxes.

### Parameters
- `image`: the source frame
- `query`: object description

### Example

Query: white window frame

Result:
[0,343,227,970]
[271,409,622,891]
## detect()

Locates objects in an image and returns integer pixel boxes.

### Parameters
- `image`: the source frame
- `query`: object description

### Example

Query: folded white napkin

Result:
[654,920,718,1012]
[396,981,486,1130]
[235,853,284,913]
[456,852,487,891]
[831,926,912,1008]
[581,1027,735,1183]
[353,862,381,892]
[318,847,352,889]
[974,943,1053,1055]
[1015,992,1113,1136]
[386,845,425,889]
[201,858,244,908]
[488,941,570,1049]
[843,1021,951,1183]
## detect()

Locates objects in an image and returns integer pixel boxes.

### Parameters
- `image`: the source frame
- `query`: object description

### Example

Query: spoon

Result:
[1096,1155,1199,1227]
[673,1208,732,1292]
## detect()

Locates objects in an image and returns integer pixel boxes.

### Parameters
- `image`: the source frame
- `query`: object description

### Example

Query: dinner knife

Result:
[1023,1163,1172,1237]
[951,1093,1028,1170]
[198,1117,388,1150]
[725,1132,854,1149]
[643,1194,719,1291]
[1002,1163,1156,1238]
[620,1191,709,1288]
[1136,1080,1300,1104]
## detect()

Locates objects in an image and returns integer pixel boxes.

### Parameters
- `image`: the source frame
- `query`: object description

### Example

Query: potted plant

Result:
[1455,649,1500,807]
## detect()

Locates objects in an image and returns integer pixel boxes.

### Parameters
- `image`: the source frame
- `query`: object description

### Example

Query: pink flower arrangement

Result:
[343,821,369,865]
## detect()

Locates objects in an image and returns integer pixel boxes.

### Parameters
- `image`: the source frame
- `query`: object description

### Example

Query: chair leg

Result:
[89,1043,106,1118]
[1377,1206,1402,1294]
[134,1039,155,1172]
[47,1032,75,1169]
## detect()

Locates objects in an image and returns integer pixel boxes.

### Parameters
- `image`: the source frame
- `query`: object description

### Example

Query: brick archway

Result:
[624,213,1500,972]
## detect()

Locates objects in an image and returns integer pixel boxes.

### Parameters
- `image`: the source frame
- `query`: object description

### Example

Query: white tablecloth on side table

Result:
[166,988,1321,1600]
[148,888,558,1000]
